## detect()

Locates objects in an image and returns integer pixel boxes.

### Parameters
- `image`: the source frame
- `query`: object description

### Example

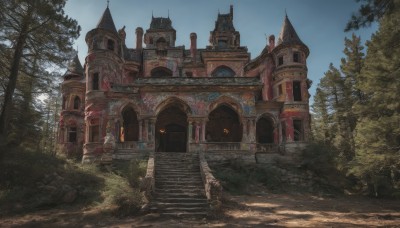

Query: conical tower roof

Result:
[276,15,305,46]
[96,6,117,34]
[64,54,84,77]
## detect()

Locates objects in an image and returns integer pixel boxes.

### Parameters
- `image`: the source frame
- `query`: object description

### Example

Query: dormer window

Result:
[218,40,227,48]
[278,56,284,66]
[107,39,114,51]
[211,66,235,77]
[293,52,300,63]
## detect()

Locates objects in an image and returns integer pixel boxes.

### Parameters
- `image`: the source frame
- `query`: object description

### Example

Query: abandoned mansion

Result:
[58,5,311,163]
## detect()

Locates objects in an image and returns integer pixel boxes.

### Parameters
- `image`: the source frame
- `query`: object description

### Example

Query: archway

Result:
[151,67,172,77]
[256,116,275,144]
[121,107,139,141]
[206,105,242,142]
[211,66,235,77]
[156,104,188,152]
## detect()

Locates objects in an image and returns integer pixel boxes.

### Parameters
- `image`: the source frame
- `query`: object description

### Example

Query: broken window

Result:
[293,81,302,101]
[293,119,303,141]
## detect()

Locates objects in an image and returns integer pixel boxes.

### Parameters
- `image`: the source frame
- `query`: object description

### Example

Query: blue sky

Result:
[64,0,377,103]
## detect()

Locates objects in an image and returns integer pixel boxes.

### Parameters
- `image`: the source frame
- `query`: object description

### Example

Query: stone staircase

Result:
[150,152,209,217]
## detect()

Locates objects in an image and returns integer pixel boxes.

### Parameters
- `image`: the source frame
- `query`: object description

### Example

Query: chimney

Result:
[190,33,197,63]
[135,27,143,50]
[268,35,275,52]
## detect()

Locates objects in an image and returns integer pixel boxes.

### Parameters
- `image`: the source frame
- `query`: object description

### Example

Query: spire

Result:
[276,14,304,46]
[64,54,84,77]
[96,6,117,34]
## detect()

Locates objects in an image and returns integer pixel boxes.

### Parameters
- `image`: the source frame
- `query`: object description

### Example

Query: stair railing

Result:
[199,151,222,211]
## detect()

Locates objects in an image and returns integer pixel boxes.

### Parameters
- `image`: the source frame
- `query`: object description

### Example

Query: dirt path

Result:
[1,193,400,227]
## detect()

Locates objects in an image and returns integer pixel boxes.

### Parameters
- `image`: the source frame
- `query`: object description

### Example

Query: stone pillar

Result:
[149,118,155,142]
[188,120,193,143]
[138,120,143,141]
[201,119,206,142]
[248,118,256,143]
[144,119,149,142]
[195,121,200,143]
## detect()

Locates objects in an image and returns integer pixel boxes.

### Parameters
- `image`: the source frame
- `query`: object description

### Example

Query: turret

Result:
[272,14,311,143]
[190,32,197,62]
[58,54,85,157]
[144,16,176,49]
[136,27,143,50]
[209,5,240,49]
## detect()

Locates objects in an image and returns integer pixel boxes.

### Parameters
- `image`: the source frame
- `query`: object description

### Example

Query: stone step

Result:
[155,188,204,194]
[160,212,208,218]
[155,178,203,182]
[149,206,208,213]
[154,191,205,197]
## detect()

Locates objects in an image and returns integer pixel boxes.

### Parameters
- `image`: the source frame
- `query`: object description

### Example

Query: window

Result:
[107,39,114,51]
[211,66,235,77]
[151,67,172,77]
[278,84,283,96]
[185,72,193,77]
[293,81,302,101]
[90,125,99,142]
[293,52,300,63]
[92,73,99,90]
[73,96,80,110]
[278,56,284,66]
[281,121,286,142]
[156,37,167,50]
[218,40,227,48]
[293,120,303,141]
[68,127,77,143]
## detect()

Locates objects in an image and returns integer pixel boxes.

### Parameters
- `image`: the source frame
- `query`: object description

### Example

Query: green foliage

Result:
[0,146,145,216]
[345,0,394,31]
[211,159,283,194]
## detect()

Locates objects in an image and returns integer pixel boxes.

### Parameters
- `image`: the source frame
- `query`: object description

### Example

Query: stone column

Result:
[248,118,256,143]
[149,118,155,142]
[188,120,193,143]
[138,120,143,141]
[195,121,200,143]
[144,119,149,142]
[201,119,206,142]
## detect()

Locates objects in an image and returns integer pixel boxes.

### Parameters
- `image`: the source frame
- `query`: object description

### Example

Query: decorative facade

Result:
[58,5,312,163]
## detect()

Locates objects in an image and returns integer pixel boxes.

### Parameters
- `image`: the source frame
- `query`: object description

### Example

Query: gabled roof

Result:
[96,6,117,33]
[276,15,304,46]
[64,54,84,77]
[150,17,174,30]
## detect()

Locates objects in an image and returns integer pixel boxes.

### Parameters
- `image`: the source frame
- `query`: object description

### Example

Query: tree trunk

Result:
[0,13,31,138]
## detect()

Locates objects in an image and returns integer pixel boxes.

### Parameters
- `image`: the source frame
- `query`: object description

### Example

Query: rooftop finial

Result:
[107,0,109,8]
[285,8,287,17]
[152,10,154,18]
[168,9,169,18]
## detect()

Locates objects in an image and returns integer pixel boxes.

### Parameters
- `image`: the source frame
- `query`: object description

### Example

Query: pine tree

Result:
[0,0,80,142]
[350,0,400,196]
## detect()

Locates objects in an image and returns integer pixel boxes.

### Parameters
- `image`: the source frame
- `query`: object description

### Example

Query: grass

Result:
[0,146,147,217]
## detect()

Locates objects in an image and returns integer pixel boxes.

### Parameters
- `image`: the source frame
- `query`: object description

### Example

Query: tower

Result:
[272,15,311,143]
[144,15,176,49]
[209,5,240,49]
[83,5,123,162]
[59,54,85,157]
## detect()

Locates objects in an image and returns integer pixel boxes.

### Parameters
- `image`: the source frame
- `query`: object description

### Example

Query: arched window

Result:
[122,107,139,141]
[211,66,235,77]
[256,116,275,144]
[107,39,114,51]
[206,105,242,142]
[151,67,172,77]
[73,96,80,110]
[62,96,66,110]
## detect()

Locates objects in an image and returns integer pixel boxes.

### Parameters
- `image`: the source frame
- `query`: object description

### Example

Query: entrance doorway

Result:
[206,105,242,142]
[156,105,188,152]
[256,116,275,143]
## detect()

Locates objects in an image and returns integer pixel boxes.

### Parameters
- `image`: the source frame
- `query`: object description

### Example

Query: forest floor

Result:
[1,191,400,227]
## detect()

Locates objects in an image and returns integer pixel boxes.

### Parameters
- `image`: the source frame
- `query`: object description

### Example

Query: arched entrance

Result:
[256,116,275,143]
[121,107,139,141]
[156,105,188,152]
[206,105,242,142]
